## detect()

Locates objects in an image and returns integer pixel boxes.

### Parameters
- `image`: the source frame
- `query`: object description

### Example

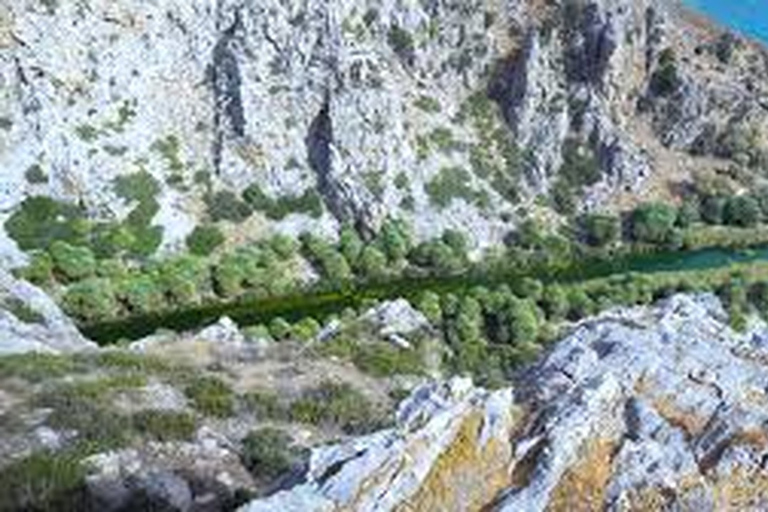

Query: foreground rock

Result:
[84,437,256,512]
[242,294,768,511]
[0,269,94,355]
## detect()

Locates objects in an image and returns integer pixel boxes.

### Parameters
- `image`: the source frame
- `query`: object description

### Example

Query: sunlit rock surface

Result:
[242,295,768,511]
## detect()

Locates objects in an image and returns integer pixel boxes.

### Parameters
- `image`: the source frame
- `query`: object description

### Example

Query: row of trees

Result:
[59,237,300,322]
[570,190,768,250]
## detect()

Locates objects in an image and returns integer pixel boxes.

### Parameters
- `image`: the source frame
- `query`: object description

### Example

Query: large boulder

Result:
[0,268,94,355]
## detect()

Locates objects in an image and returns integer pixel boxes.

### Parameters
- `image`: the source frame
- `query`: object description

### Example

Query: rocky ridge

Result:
[241,294,768,511]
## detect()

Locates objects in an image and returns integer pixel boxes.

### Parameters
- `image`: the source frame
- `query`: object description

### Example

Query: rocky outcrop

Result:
[241,294,768,511]
[0,268,94,354]
[84,436,256,512]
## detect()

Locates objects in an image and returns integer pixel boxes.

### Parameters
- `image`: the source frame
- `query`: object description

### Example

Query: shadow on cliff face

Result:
[211,11,246,175]
[305,97,375,238]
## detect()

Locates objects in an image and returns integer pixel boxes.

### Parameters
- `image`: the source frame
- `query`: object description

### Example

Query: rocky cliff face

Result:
[241,294,768,511]
[1,0,766,262]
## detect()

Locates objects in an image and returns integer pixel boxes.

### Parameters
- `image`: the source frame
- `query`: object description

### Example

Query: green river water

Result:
[80,244,768,344]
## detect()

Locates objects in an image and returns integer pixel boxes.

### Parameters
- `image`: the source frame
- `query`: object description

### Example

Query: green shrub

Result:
[243,391,287,420]
[387,24,415,64]
[289,381,380,433]
[268,234,298,259]
[426,167,485,209]
[377,218,413,263]
[5,196,89,250]
[240,428,305,482]
[677,199,701,228]
[0,353,83,383]
[560,140,601,188]
[292,317,321,342]
[33,383,132,449]
[414,95,441,113]
[429,127,456,153]
[650,48,681,97]
[61,278,119,322]
[352,343,423,378]
[125,197,160,228]
[0,451,87,512]
[50,241,96,282]
[630,202,678,245]
[550,179,577,216]
[114,171,160,202]
[358,245,389,280]
[157,256,208,306]
[300,233,353,283]
[25,164,48,184]
[94,259,128,280]
[269,317,292,340]
[18,251,54,285]
[185,377,235,418]
[116,275,164,314]
[700,195,727,225]
[125,224,163,258]
[579,214,620,247]
[132,411,196,442]
[724,195,761,227]
[206,190,252,223]
[243,184,323,220]
[90,223,134,259]
[187,225,225,256]
[2,296,44,324]
[152,135,184,172]
[541,285,569,320]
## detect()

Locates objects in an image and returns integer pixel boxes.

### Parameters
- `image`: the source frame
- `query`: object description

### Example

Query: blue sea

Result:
[685,0,768,44]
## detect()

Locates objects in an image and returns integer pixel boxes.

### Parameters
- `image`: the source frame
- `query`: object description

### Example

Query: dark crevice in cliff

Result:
[211,9,246,175]
[305,94,359,230]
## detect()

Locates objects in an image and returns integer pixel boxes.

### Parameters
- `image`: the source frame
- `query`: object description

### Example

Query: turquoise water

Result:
[685,1,768,43]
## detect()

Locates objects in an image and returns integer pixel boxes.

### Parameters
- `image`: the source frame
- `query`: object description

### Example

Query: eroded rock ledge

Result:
[242,294,768,511]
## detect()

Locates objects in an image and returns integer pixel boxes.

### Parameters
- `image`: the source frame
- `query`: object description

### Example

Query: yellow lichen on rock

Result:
[396,410,514,512]
[0,5,14,49]
[546,438,616,512]
[712,466,768,510]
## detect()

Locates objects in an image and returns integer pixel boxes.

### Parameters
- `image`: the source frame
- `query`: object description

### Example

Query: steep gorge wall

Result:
[0,0,765,265]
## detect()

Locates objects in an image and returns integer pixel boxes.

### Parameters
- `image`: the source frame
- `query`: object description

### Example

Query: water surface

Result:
[685,0,768,43]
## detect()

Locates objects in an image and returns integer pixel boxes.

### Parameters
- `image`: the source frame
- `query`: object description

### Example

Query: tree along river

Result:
[81,244,768,344]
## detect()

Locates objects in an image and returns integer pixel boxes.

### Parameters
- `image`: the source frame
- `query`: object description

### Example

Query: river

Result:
[81,244,768,344]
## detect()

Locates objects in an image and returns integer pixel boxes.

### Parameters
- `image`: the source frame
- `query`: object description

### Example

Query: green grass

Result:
[426,167,487,209]
[414,95,441,113]
[0,353,84,383]
[184,377,235,418]
[0,450,87,512]
[352,342,425,378]
[131,410,197,442]
[288,381,382,434]
[240,428,305,483]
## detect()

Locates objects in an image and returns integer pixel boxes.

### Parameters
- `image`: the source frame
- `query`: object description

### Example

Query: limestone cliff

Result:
[242,294,768,511]
[1,0,766,263]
